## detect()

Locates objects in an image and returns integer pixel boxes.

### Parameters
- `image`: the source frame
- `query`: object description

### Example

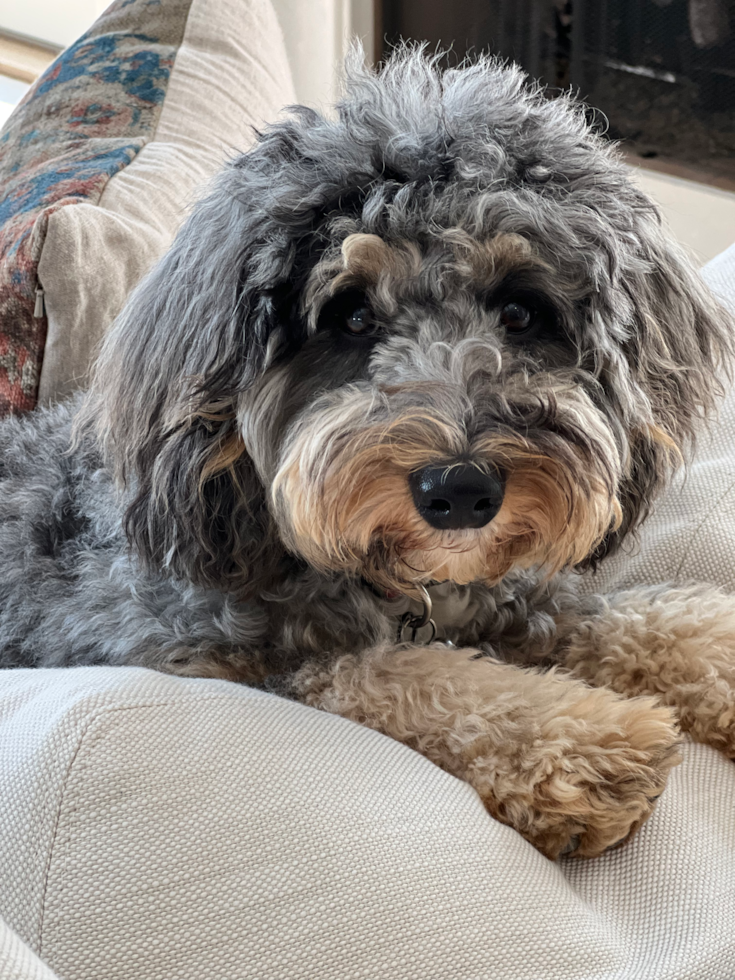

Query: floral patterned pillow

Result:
[0,0,193,416]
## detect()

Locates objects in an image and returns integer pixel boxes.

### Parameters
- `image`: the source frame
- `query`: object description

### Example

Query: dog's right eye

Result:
[318,292,380,339]
[343,305,377,336]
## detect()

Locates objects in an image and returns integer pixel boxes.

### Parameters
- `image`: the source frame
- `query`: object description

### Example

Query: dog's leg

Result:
[291,645,680,860]
[562,584,735,757]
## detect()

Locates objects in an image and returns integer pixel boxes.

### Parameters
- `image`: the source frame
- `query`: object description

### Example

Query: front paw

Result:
[293,645,681,860]
[563,584,735,759]
[463,679,682,860]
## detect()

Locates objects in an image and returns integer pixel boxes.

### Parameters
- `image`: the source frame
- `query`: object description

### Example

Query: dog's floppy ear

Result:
[79,154,299,591]
[591,216,734,563]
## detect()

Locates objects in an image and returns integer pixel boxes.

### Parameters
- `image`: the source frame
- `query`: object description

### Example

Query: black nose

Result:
[408,463,505,531]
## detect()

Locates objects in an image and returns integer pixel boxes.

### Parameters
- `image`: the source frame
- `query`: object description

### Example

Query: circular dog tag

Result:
[398,612,437,644]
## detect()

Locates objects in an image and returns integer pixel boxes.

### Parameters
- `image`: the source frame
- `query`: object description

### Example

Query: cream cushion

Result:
[0,667,734,980]
[36,0,295,405]
[0,919,58,980]
[3,258,735,978]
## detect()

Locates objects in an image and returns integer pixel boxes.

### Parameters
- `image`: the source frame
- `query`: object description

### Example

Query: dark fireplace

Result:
[381,0,735,180]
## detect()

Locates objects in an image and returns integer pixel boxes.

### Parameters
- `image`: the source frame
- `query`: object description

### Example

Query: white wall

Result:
[0,0,108,47]
[631,167,735,266]
[271,0,374,109]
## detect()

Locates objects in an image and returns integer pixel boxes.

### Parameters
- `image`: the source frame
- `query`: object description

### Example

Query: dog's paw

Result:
[293,644,681,860]
[462,681,682,860]
[562,585,735,761]
[676,673,735,758]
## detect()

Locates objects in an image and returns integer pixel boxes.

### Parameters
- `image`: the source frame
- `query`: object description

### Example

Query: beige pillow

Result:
[36,0,295,405]
[0,665,734,980]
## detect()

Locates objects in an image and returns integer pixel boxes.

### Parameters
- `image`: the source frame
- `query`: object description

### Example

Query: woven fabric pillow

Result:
[0,0,294,416]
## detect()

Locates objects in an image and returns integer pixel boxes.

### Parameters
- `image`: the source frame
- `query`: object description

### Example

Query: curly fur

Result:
[293,645,680,860]
[2,47,735,860]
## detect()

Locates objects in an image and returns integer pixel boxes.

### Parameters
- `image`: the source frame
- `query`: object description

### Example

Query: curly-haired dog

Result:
[2,49,735,860]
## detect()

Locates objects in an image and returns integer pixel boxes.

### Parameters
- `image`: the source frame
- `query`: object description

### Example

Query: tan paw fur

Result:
[293,645,681,860]
[564,585,735,758]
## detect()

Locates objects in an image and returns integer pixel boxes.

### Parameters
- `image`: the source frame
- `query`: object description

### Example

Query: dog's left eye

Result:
[500,301,536,336]
[496,298,561,342]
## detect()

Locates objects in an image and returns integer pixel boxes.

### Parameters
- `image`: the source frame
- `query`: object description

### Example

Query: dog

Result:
[2,47,735,861]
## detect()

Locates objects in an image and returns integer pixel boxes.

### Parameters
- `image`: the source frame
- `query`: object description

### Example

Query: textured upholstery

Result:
[1,667,734,980]
[0,919,58,980]
[0,0,294,415]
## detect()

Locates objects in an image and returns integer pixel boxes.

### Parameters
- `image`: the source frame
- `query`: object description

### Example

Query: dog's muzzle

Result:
[408,462,505,530]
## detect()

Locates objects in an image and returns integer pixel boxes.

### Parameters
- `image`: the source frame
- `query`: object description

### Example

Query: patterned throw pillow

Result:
[0,0,193,416]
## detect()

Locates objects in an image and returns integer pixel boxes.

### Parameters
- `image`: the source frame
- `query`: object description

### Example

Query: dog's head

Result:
[83,48,733,597]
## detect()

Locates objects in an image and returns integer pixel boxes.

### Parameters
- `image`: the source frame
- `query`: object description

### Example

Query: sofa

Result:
[2,2,735,978]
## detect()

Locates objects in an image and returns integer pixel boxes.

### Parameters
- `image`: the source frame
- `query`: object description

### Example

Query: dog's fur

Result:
[3,48,735,860]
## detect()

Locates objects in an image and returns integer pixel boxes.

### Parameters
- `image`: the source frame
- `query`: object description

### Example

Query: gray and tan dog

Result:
[2,48,735,860]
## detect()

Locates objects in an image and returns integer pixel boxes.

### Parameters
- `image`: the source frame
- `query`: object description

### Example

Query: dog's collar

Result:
[397,584,436,643]
[361,579,418,602]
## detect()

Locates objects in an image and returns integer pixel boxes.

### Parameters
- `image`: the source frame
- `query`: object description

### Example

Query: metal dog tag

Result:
[398,611,437,644]
[397,584,437,643]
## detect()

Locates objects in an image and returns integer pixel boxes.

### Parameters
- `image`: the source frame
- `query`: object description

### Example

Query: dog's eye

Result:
[500,301,535,335]
[496,298,561,342]
[343,305,377,336]
[317,291,380,340]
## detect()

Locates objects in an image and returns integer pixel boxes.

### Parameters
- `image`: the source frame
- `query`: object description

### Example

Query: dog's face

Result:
[85,49,732,596]
[250,231,622,593]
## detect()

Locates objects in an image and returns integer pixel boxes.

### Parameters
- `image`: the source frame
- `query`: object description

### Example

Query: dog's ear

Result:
[589,216,734,564]
[78,153,301,591]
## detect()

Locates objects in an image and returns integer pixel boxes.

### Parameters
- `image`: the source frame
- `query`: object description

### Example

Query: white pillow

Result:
[0,663,734,980]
